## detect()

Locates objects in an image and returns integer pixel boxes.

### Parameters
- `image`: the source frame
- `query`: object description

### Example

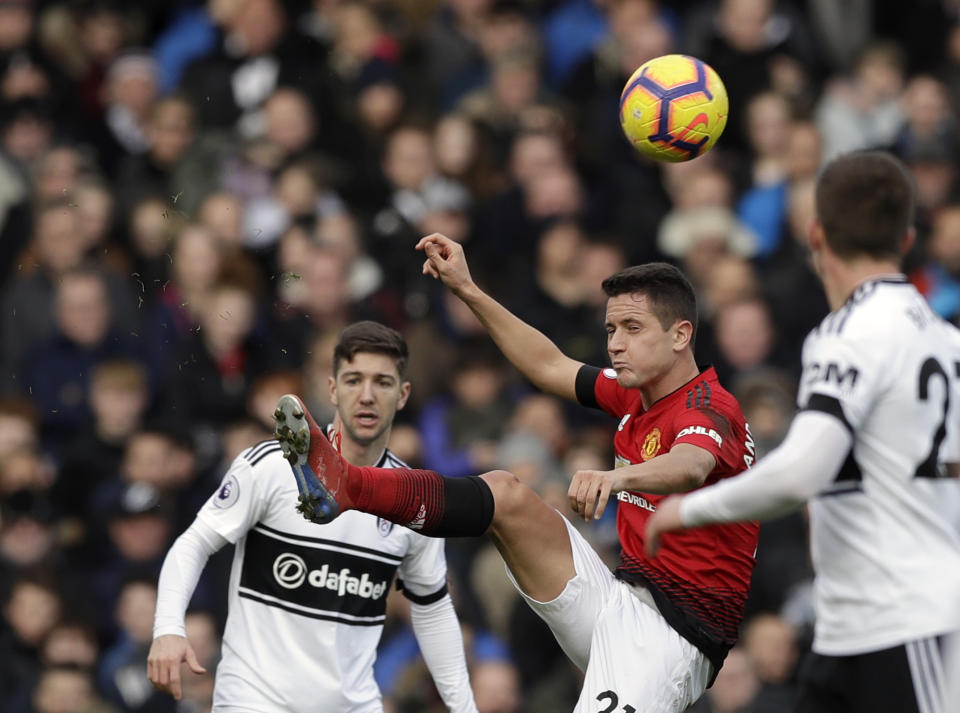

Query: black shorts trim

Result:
[796,637,947,713]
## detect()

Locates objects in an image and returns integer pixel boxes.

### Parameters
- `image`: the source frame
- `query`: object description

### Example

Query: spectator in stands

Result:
[895,74,956,159]
[177,611,220,712]
[0,398,38,463]
[162,275,278,429]
[25,267,141,445]
[371,123,472,293]
[197,191,245,253]
[738,119,824,260]
[418,345,513,479]
[0,572,63,705]
[89,484,173,637]
[316,211,385,304]
[687,646,761,713]
[911,202,960,322]
[243,159,345,250]
[0,486,59,579]
[1,200,138,394]
[54,360,150,554]
[93,52,159,176]
[31,664,117,713]
[710,296,785,383]
[657,205,758,294]
[470,657,522,713]
[421,0,493,110]
[689,0,817,149]
[742,614,799,712]
[815,40,906,159]
[115,94,197,221]
[40,619,99,670]
[99,577,170,713]
[758,177,830,358]
[433,112,494,201]
[143,223,224,376]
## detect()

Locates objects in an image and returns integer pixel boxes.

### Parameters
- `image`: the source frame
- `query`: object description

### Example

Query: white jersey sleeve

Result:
[397,532,448,599]
[153,519,227,638]
[797,321,887,432]
[196,452,271,544]
[411,595,479,713]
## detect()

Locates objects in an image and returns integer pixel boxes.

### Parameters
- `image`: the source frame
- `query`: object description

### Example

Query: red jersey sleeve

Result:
[576,365,631,418]
[671,407,743,472]
[669,403,743,474]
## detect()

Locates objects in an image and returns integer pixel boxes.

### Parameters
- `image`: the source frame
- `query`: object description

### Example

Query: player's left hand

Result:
[644,495,685,557]
[147,634,207,701]
[568,469,620,521]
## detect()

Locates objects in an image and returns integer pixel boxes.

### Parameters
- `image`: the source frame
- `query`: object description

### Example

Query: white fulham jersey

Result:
[798,275,960,656]
[197,439,447,713]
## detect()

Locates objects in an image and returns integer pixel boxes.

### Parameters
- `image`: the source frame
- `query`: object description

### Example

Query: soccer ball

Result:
[619,54,728,163]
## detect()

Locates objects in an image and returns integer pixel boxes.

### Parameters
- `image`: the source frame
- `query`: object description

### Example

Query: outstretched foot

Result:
[274,394,352,523]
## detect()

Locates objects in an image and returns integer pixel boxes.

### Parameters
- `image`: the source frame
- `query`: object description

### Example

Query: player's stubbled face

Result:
[605,292,679,389]
[331,352,408,446]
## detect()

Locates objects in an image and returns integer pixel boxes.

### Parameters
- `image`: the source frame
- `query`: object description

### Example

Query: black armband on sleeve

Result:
[575,365,602,409]
[802,393,853,433]
[396,579,449,605]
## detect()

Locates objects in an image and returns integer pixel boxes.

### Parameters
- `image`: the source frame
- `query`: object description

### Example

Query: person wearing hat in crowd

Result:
[656,205,759,293]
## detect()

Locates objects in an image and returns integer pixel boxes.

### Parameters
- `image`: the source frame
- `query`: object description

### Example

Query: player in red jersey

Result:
[274,234,758,712]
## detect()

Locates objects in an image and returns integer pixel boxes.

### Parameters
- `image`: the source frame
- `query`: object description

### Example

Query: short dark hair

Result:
[601,263,698,337]
[333,321,409,378]
[815,151,915,260]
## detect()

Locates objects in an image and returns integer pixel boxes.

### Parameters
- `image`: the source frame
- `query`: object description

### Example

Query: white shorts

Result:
[505,516,712,713]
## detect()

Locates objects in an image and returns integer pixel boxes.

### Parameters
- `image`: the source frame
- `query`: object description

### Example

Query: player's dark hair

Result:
[333,321,409,378]
[601,263,698,339]
[815,151,915,260]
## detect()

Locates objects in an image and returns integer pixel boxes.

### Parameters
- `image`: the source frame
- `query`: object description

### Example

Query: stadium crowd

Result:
[0,0,958,711]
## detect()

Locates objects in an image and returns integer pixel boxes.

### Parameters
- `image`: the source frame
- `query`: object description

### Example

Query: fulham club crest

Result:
[377,518,393,536]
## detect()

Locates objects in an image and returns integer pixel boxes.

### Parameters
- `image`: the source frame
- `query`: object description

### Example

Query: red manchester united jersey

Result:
[576,365,758,670]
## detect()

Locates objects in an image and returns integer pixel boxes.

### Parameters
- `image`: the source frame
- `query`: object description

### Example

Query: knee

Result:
[481,469,532,520]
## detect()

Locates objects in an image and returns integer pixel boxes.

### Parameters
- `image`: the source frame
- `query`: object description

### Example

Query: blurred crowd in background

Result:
[0,0,959,711]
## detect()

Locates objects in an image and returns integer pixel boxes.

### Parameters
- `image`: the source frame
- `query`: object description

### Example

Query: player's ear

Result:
[673,320,693,351]
[328,375,339,407]
[396,381,411,411]
[901,226,916,256]
[809,219,824,252]
[808,219,826,276]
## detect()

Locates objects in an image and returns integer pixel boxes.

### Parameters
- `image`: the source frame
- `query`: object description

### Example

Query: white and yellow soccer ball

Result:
[619,54,729,163]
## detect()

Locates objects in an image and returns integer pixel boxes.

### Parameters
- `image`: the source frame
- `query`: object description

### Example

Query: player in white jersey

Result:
[647,151,960,713]
[147,322,478,713]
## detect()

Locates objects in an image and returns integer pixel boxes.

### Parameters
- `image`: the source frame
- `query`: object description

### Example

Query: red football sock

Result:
[343,463,495,537]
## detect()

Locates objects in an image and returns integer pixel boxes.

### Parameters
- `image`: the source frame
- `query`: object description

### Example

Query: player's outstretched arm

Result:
[645,410,853,556]
[147,635,207,701]
[148,518,225,698]
[417,233,583,401]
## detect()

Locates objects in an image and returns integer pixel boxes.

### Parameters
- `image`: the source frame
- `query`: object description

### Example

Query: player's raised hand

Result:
[568,469,618,521]
[416,233,475,295]
[644,495,685,557]
[147,634,207,701]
